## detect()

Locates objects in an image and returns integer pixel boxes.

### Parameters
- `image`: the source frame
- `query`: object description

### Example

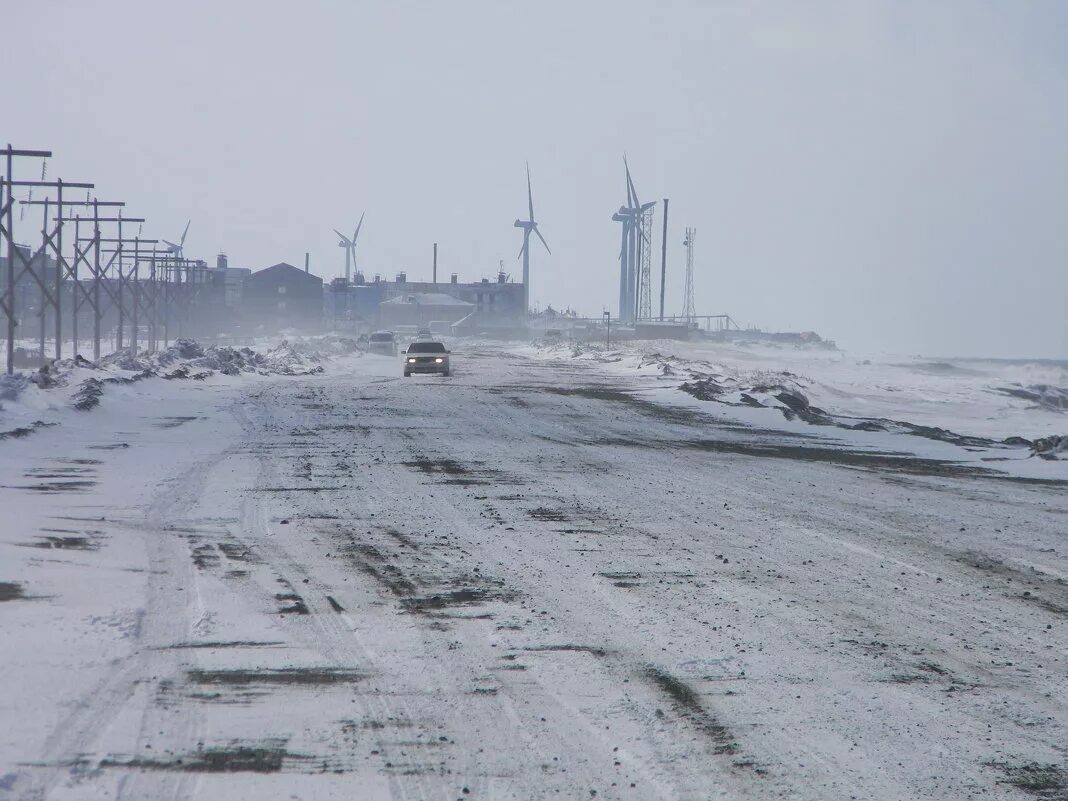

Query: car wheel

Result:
[403,371,411,377]
[441,369,450,377]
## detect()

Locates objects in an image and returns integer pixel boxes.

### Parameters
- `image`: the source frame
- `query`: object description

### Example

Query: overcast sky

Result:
[4,1,1066,358]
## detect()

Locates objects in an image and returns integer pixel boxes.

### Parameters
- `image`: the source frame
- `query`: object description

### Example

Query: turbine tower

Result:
[162,220,191,258]
[514,164,550,315]
[333,212,365,283]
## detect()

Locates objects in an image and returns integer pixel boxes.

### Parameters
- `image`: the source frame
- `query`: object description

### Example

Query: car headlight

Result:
[407,358,416,363]
[434,358,444,363]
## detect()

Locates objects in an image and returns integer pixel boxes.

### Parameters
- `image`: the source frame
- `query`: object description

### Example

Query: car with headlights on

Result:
[403,340,450,377]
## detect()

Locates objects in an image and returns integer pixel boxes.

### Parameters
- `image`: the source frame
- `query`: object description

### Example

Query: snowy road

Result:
[2,345,1066,800]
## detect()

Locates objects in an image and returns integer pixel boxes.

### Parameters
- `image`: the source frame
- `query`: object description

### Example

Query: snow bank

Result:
[0,336,363,429]
[995,383,1068,413]
[96,338,333,377]
[1033,435,1068,460]
[533,340,1067,459]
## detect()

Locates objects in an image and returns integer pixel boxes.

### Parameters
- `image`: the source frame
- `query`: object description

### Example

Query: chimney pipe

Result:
[304,252,309,274]
[433,242,438,284]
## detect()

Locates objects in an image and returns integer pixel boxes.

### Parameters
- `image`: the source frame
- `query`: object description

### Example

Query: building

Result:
[324,271,526,333]
[242,262,323,331]
[327,278,383,332]
[378,272,524,319]
[206,253,251,308]
[379,292,474,329]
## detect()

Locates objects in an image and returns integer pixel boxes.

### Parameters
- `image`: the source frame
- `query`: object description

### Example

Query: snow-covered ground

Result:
[571,337,1068,438]
[1,338,1065,800]
[526,338,1068,475]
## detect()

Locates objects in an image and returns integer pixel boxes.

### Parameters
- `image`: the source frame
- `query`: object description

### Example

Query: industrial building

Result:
[242,262,324,332]
[379,293,474,329]
[327,271,525,333]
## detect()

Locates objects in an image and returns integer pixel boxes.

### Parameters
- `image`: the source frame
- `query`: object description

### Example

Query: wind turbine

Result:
[514,164,550,315]
[162,220,191,258]
[333,212,365,283]
[626,160,656,321]
[612,158,654,322]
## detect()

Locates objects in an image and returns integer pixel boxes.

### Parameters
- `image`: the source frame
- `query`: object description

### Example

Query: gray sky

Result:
[5,0,1067,358]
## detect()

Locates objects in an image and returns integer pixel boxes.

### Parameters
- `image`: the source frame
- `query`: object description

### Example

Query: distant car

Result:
[416,328,433,339]
[403,340,450,377]
[545,328,563,341]
[368,331,397,356]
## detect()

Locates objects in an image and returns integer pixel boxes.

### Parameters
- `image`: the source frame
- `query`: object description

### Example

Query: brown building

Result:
[242,262,323,331]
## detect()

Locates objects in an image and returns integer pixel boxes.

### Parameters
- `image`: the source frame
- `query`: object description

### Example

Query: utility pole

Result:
[37,197,50,360]
[63,202,123,359]
[22,187,98,360]
[91,231,155,351]
[92,200,102,359]
[134,247,167,353]
[2,146,52,373]
[66,205,141,360]
[659,198,669,321]
[433,242,437,284]
[1,145,95,372]
[613,209,629,322]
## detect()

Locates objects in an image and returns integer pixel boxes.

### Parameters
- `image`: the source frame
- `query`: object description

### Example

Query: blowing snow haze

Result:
[2,0,1066,357]
[3,6,1068,801]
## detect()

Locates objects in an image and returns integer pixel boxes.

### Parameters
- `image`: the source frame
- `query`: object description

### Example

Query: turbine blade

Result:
[627,168,640,210]
[517,240,527,260]
[162,239,178,249]
[333,228,348,242]
[527,163,534,223]
[352,211,365,244]
[534,226,551,255]
[180,219,190,246]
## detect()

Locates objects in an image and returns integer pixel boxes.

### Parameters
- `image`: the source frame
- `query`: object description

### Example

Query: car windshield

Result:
[407,342,446,353]
[369,333,393,342]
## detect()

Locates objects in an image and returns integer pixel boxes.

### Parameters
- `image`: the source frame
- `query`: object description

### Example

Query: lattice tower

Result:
[638,205,654,320]
[682,226,696,322]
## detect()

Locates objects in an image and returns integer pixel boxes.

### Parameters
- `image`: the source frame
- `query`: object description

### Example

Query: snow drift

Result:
[0,336,362,427]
